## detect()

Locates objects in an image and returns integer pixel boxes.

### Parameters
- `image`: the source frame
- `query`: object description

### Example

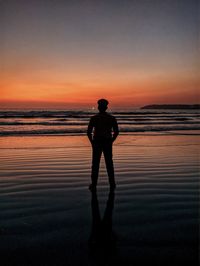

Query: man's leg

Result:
[103,141,116,189]
[91,141,102,188]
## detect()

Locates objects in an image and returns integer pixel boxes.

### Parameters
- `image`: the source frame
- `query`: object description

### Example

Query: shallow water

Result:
[0,135,199,265]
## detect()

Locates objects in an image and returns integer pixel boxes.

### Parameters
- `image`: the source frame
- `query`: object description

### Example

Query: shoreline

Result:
[0,133,199,148]
[0,129,200,138]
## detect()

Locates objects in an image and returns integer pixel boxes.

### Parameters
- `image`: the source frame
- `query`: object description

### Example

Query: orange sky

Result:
[1,0,199,109]
[1,63,198,108]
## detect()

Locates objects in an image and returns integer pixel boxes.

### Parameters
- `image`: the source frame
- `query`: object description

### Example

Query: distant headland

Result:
[141,104,200,110]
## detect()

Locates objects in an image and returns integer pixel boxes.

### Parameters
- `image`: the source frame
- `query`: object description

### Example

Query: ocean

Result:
[0,108,199,265]
[0,108,200,136]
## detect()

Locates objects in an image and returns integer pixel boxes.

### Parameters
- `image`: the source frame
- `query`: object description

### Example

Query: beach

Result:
[1,0,199,264]
[0,134,199,265]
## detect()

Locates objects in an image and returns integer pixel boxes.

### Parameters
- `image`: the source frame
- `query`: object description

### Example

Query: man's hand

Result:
[87,120,93,145]
[112,131,119,143]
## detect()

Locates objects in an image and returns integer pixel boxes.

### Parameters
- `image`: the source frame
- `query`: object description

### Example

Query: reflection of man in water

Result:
[88,190,116,264]
[87,99,119,191]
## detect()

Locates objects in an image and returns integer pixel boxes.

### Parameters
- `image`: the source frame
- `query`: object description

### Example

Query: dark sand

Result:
[0,135,199,266]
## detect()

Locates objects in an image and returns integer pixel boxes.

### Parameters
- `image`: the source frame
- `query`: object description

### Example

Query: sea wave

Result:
[0,109,199,118]
[0,109,199,136]
[0,125,200,136]
[0,120,199,126]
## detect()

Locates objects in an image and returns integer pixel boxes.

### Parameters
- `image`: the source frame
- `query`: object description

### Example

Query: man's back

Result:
[88,112,118,139]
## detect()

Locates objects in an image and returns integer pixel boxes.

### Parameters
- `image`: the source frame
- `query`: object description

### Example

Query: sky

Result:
[0,0,199,108]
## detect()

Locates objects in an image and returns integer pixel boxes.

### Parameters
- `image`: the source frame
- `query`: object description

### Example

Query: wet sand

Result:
[0,135,199,266]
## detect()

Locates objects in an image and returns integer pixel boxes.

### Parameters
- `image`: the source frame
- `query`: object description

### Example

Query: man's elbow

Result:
[87,130,92,138]
[115,128,119,136]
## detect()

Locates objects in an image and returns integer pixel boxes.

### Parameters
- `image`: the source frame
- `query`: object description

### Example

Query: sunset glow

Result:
[1,0,198,108]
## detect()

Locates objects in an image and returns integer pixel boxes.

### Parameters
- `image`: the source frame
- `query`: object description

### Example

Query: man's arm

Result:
[87,118,94,144]
[112,117,119,142]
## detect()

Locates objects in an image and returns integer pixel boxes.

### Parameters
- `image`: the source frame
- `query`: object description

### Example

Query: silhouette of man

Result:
[87,99,119,191]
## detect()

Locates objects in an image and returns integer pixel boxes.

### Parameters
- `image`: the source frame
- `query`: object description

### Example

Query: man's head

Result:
[97,98,109,112]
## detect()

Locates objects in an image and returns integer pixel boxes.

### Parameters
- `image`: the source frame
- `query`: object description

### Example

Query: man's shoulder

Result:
[97,112,115,118]
[106,113,117,121]
[90,114,99,120]
[90,112,116,121]
[89,114,99,123]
